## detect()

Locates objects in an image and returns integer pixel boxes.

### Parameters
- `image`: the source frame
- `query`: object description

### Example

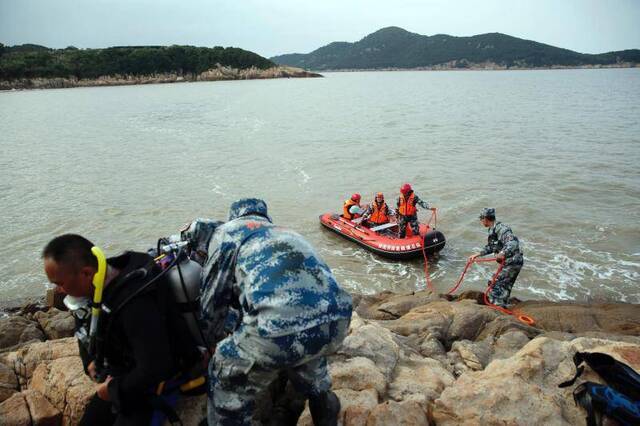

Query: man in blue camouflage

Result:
[190,198,352,426]
[469,208,524,308]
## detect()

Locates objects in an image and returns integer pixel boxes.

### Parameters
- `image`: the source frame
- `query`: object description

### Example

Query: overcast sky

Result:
[1,0,639,58]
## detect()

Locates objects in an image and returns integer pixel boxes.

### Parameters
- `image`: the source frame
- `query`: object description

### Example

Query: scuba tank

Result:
[165,252,205,347]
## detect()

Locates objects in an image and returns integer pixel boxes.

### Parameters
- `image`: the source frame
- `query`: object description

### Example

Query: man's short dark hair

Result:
[42,234,97,271]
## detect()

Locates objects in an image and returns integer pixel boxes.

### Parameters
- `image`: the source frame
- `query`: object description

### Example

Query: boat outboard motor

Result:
[165,251,206,347]
[423,229,446,255]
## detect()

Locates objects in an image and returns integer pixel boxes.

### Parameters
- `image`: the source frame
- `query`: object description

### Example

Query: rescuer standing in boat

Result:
[396,183,432,238]
[468,208,524,308]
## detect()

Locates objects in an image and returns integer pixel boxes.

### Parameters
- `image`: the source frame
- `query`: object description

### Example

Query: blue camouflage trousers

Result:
[488,255,523,308]
[397,214,420,238]
[208,318,350,426]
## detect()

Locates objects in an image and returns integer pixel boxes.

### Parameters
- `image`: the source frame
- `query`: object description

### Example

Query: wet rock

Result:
[0,316,45,353]
[0,392,31,426]
[329,357,387,396]
[366,400,429,426]
[0,362,19,402]
[33,309,75,340]
[514,301,640,335]
[23,389,62,425]
[372,290,438,320]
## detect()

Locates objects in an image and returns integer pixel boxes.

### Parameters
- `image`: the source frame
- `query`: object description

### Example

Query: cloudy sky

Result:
[1,0,639,58]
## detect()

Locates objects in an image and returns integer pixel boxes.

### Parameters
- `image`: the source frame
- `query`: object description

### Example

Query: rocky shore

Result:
[0,65,322,91]
[1,290,639,425]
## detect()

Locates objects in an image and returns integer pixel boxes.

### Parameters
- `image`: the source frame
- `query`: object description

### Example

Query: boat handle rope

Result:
[420,208,438,291]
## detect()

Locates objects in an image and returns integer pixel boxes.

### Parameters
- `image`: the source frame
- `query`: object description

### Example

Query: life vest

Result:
[369,201,389,224]
[343,199,360,220]
[398,193,417,216]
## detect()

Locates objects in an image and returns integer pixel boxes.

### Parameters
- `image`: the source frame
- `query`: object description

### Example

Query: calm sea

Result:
[1,69,639,304]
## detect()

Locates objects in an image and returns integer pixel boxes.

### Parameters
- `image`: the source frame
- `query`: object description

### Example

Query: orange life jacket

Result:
[343,199,360,220]
[369,201,389,224]
[398,193,417,216]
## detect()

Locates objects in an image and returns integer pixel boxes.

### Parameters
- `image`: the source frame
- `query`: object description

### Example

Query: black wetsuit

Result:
[79,252,200,426]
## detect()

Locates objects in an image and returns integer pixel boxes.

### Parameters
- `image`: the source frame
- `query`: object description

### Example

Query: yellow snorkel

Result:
[89,246,107,357]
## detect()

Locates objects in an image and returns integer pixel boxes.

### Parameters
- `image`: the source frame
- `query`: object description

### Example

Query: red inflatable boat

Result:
[319,213,446,260]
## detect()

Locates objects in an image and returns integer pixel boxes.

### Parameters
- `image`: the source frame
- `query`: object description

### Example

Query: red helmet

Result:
[400,183,412,195]
[351,193,361,202]
[375,192,384,201]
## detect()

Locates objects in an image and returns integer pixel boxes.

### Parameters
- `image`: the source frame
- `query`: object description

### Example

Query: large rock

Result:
[431,337,640,425]
[514,301,640,335]
[297,388,379,426]
[30,356,94,425]
[33,309,75,340]
[0,362,19,402]
[13,338,79,386]
[329,357,387,397]
[23,389,62,425]
[336,314,400,379]
[0,316,45,353]
[0,392,31,426]
[365,400,429,426]
[387,355,454,404]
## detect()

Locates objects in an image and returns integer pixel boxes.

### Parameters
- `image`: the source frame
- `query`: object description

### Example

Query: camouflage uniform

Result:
[196,199,353,426]
[479,221,524,308]
[396,192,430,238]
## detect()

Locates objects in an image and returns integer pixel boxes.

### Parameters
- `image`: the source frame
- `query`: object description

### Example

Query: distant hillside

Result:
[271,27,640,70]
[0,43,275,80]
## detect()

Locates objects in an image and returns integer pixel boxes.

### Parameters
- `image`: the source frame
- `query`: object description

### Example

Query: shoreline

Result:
[0,65,322,91]
[311,62,640,73]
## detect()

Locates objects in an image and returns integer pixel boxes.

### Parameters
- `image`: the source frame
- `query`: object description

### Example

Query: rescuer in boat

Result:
[468,208,524,308]
[361,192,394,227]
[192,198,353,426]
[42,234,202,425]
[396,183,433,238]
[342,193,363,220]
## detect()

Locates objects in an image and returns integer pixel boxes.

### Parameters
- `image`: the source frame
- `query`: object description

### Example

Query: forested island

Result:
[0,43,320,90]
[271,26,640,71]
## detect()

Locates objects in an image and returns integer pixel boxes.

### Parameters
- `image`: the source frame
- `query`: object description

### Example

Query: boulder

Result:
[0,392,31,426]
[329,357,387,396]
[297,388,379,426]
[0,316,45,353]
[33,309,75,340]
[0,362,19,402]
[13,338,79,386]
[365,400,429,426]
[431,336,640,425]
[514,301,640,335]
[30,356,94,425]
[387,355,454,404]
[23,389,62,425]
[336,315,400,379]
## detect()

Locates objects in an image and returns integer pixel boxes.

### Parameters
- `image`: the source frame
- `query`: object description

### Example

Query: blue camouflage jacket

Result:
[480,222,521,259]
[194,200,352,344]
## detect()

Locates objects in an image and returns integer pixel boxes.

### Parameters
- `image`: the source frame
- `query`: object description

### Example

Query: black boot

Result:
[309,391,340,426]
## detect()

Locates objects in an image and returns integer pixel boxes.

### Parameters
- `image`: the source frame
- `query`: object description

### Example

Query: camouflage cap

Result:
[229,198,272,222]
[479,208,496,220]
